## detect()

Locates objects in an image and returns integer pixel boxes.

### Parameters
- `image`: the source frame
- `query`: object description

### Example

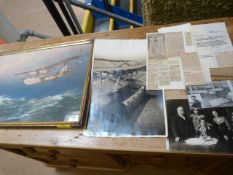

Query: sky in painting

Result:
[0,42,92,99]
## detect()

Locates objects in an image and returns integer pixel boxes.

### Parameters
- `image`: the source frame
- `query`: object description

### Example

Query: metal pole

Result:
[18,30,51,42]
[69,0,143,27]
[42,0,71,36]
[103,0,111,11]
[63,0,83,34]
[57,1,79,35]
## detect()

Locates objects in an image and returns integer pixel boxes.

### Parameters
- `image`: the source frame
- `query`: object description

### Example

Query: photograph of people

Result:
[197,119,215,139]
[186,81,233,108]
[171,106,195,142]
[230,111,233,140]
[212,110,231,142]
[190,108,205,133]
[230,112,233,131]
[191,95,202,108]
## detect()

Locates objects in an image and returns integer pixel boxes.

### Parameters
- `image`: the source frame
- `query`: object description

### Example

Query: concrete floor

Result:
[0,0,84,41]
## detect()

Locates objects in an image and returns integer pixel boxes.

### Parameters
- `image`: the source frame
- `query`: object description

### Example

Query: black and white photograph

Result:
[84,39,167,137]
[187,94,203,108]
[84,40,167,137]
[186,80,233,109]
[167,99,233,153]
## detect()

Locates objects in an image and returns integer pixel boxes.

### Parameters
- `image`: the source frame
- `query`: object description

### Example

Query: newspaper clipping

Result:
[147,22,233,90]
[181,52,205,85]
[147,32,185,90]
[165,32,185,58]
[147,33,166,60]
[158,23,195,53]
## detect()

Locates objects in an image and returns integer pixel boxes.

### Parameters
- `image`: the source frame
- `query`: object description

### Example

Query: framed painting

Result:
[0,40,93,128]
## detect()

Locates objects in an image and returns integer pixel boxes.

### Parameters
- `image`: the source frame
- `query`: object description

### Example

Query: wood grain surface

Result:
[0,17,233,156]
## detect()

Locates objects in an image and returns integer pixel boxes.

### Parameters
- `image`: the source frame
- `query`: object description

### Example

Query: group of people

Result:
[171,106,233,144]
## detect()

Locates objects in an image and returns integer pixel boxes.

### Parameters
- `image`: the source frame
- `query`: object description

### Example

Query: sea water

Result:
[0,90,82,122]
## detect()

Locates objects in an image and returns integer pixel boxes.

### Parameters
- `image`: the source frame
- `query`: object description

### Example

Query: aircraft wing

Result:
[15,56,79,75]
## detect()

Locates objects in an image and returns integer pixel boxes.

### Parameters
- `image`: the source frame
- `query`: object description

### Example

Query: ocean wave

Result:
[24,101,61,115]
[0,96,25,105]
[0,89,82,122]
[3,116,21,122]
[28,94,64,107]
[0,96,12,104]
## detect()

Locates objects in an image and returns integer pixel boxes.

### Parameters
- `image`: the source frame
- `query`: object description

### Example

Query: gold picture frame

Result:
[0,40,93,128]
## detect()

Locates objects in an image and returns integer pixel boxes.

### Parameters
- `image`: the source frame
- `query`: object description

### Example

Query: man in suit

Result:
[191,95,202,108]
[171,106,195,142]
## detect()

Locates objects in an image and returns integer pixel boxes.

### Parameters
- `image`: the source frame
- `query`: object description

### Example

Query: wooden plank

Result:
[0,129,166,152]
[210,67,233,81]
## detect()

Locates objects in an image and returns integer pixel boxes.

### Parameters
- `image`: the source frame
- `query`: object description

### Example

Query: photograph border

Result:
[85,39,168,137]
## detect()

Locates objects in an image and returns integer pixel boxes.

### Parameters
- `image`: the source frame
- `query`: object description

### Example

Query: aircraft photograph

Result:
[86,57,166,137]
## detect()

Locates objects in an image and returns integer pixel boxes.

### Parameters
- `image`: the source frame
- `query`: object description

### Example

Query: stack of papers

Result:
[146,22,233,90]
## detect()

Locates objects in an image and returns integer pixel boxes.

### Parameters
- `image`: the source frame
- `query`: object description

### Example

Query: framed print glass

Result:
[0,40,93,128]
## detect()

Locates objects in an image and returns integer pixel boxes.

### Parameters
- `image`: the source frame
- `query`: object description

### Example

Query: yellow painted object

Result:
[82,0,136,32]
[82,10,94,33]
[109,0,116,31]
[56,124,72,129]
[130,0,134,13]
[130,0,134,28]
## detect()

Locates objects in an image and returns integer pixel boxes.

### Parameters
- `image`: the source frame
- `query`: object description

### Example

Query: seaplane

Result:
[92,58,148,114]
[93,58,146,95]
[15,56,79,85]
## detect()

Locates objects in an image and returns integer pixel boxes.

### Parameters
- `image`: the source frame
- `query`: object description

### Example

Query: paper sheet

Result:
[181,53,205,85]
[147,60,159,90]
[147,32,185,90]
[216,51,233,67]
[147,58,185,90]
[157,57,185,90]
[191,22,233,82]
[158,23,195,53]
[147,33,167,60]
[191,22,233,54]
[94,39,147,60]
[165,32,185,58]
